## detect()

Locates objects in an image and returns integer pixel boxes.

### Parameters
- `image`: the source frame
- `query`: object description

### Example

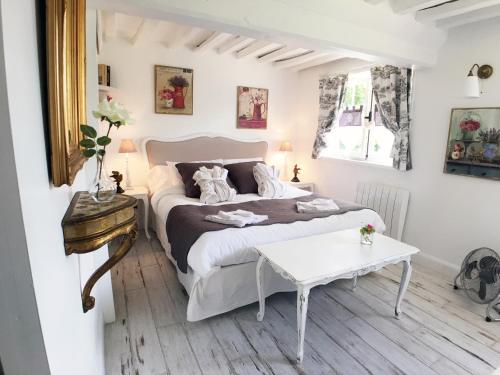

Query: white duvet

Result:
[151,185,386,278]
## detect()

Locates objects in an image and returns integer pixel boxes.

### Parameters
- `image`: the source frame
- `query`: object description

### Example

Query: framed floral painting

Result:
[237,86,268,129]
[444,107,500,181]
[155,65,193,115]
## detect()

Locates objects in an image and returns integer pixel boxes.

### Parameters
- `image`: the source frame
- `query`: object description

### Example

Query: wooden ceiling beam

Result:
[192,31,228,52]
[130,18,159,46]
[102,10,116,41]
[273,51,330,69]
[436,3,500,28]
[389,0,449,14]
[415,0,500,22]
[289,54,345,72]
[163,26,200,48]
[216,35,253,54]
[257,47,304,63]
[235,40,274,59]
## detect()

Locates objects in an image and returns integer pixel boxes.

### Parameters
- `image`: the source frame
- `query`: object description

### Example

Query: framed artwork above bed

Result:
[155,65,193,115]
[444,107,500,181]
[237,86,268,129]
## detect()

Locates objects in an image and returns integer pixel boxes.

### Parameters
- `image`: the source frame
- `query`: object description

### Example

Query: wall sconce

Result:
[465,64,493,98]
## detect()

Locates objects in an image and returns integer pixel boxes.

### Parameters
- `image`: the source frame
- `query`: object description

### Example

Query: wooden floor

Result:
[105,232,500,375]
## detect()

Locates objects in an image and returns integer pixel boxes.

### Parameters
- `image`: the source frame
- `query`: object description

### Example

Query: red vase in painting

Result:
[253,103,262,120]
[173,86,186,109]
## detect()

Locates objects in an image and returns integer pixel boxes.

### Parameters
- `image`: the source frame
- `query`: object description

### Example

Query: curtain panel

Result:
[371,65,413,171]
[311,74,348,159]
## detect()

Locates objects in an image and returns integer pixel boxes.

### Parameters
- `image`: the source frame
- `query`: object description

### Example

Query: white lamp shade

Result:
[279,141,293,152]
[118,139,137,153]
[465,75,480,98]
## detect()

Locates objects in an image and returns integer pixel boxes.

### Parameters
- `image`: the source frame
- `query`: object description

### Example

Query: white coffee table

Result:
[255,229,419,362]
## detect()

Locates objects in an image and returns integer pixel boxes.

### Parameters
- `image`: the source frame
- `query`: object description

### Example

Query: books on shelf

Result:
[98,64,111,86]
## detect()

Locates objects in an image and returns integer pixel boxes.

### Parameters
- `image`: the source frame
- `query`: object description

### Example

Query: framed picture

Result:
[46,0,87,186]
[155,65,193,115]
[237,86,268,129]
[444,107,500,181]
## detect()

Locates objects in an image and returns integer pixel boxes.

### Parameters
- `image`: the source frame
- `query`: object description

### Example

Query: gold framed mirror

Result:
[46,0,87,187]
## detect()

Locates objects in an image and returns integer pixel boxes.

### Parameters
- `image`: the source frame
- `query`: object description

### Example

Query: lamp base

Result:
[291,177,300,183]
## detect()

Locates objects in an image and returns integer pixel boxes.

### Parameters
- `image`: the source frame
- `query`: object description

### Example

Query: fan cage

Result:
[459,247,500,304]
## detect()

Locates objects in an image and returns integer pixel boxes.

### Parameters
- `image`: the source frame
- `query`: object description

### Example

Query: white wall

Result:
[1,2,110,374]
[98,38,299,183]
[295,19,500,270]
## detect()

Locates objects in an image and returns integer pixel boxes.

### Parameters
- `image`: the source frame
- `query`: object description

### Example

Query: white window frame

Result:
[323,70,394,168]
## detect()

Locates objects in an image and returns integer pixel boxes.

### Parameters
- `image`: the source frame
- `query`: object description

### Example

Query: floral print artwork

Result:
[371,65,413,171]
[312,74,348,159]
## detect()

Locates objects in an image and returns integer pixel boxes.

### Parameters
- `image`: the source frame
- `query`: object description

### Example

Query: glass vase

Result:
[89,160,116,203]
[360,232,374,245]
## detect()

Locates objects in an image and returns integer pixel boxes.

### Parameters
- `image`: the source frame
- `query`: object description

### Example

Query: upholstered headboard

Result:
[142,135,268,168]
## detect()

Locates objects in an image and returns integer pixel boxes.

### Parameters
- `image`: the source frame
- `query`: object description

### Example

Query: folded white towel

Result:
[193,166,236,204]
[205,210,268,228]
[296,198,340,213]
[253,163,285,198]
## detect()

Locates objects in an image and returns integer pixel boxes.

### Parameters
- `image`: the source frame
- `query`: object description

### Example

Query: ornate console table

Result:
[62,192,138,312]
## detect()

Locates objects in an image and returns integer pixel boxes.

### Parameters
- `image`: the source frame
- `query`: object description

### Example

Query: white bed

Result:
[143,134,386,321]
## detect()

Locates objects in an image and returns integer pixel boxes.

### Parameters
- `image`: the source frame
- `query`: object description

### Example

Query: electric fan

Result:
[454,247,500,322]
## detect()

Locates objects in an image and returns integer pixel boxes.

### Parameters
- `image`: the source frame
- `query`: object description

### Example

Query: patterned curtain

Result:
[311,74,348,159]
[371,65,413,171]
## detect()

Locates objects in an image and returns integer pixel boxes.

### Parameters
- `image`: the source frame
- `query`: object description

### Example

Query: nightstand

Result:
[123,186,150,240]
[289,181,315,193]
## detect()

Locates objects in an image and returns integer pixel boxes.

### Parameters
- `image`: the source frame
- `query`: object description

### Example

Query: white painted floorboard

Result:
[105,232,500,375]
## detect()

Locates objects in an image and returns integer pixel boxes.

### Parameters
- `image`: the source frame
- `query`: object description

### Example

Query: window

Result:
[324,71,394,166]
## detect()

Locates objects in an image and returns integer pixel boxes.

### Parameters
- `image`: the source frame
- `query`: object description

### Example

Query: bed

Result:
[143,134,386,321]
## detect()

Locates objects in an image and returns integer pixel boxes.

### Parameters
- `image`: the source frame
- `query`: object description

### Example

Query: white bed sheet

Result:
[151,185,386,278]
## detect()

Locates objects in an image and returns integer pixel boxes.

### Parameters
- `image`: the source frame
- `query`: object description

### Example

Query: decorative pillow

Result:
[225,161,263,194]
[253,163,285,198]
[175,162,223,198]
[193,166,236,204]
[166,159,223,188]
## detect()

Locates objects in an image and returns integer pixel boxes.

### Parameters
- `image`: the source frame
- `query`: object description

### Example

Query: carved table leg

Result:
[395,258,412,319]
[256,256,266,321]
[82,225,138,312]
[297,285,310,363]
[352,274,358,290]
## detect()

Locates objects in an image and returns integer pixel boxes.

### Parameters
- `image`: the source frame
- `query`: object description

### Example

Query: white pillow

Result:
[147,165,170,193]
[223,157,264,165]
[165,159,224,188]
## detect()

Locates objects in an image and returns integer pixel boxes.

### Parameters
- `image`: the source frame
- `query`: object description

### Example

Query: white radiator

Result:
[355,182,410,241]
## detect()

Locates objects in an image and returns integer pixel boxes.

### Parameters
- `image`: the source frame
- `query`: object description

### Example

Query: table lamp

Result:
[279,140,293,180]
[118,138,137,188]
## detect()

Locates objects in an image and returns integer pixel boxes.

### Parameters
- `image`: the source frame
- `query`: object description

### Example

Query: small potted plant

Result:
[360,224,375,245]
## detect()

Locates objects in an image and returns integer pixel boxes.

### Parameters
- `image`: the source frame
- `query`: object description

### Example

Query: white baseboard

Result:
[412,251,460,280]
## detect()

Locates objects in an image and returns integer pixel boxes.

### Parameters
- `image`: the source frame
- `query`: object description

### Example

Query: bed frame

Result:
[141,133,269,168]
[142,133,292,321]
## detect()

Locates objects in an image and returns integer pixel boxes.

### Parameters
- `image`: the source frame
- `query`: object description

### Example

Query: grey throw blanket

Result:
[166,194,368,273]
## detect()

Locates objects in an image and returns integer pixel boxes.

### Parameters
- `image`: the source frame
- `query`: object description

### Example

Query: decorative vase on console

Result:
[79,96,133,203]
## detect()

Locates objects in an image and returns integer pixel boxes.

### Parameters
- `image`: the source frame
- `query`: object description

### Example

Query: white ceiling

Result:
[366,0,500,29]
[98,11,347,72]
